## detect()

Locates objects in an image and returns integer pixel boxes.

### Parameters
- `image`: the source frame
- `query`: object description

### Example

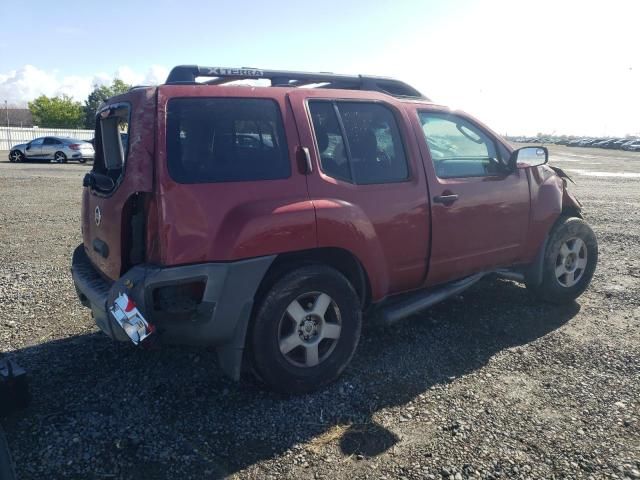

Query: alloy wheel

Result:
[278,291,342,368]
[555,237,588,287]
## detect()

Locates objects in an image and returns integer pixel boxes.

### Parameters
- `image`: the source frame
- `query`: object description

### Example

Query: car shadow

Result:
[1,277,579,479]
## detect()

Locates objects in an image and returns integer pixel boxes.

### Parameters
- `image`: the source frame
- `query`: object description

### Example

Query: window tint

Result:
[308,102,351,182]
[419,112,504,178]
[167,98,290,183]
[43,137,56,145]
[309,101,409,184]
[30,138,44,146]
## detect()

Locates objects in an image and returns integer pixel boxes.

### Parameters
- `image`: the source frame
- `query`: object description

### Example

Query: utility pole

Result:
[4,100,11,150]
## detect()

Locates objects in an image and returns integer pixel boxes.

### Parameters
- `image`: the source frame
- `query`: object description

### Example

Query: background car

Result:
[622,141,640,151]
[8,137,94,163]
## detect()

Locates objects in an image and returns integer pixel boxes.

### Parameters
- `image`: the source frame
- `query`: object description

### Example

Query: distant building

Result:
[3,109,34,128]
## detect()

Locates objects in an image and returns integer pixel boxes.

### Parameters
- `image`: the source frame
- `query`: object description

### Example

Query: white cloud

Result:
[144,65,170,85]
[0,65,169,106]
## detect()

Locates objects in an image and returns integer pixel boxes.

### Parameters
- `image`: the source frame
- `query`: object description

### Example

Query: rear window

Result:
[166,98,290,183]
[92,103,130,192]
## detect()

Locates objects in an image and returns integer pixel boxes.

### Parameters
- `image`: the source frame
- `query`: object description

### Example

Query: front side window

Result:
[419,112,505,178]
[30,138,44,146]
[309,101,409,185]
[167,98,290,183]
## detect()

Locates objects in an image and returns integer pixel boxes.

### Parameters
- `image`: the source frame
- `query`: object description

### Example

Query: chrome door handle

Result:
[301,146,313,174]
[433,194,459,204]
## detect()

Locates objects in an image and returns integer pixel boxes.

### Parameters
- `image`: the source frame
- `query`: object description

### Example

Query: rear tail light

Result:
[69,144,81,150]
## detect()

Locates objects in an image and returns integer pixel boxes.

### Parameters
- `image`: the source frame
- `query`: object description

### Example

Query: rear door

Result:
[412,109,530,285]
[41,137,59,160]
[288,90,430,300]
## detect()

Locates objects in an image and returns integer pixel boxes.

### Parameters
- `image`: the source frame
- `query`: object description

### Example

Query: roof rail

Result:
[165,65,427,99]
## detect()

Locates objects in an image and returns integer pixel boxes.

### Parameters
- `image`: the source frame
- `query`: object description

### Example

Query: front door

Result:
[25,137,44,159]
[288,90,430,300]
[412,110,530,286]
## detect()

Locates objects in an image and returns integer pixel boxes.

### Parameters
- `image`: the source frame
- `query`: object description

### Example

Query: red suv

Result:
[72,65,597,393]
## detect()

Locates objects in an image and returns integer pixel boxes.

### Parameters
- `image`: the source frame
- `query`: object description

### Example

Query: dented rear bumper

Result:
[71,245,274,379]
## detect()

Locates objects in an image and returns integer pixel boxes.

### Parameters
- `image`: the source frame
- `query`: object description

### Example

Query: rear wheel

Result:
[54,151,67,163]
[8,151,23,163]
[250,265,362,394]
[527,217,598,304]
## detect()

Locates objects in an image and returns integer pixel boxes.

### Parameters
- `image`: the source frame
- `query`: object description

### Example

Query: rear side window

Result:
[167,98,290,183]
[309,101,409,185]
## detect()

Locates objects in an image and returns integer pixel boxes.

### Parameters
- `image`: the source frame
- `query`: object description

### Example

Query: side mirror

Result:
[25,142,31,150]
[511,146,548,169]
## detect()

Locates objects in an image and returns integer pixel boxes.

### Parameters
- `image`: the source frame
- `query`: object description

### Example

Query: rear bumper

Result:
[71,152,94,160]
[71,245,274,378]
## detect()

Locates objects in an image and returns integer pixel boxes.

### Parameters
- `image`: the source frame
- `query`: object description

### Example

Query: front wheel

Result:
[8,151,24,163]
[250,265,362,394]
[527,216,598,304]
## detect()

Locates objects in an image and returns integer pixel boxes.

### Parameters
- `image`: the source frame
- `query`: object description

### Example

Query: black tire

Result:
[527,216,598,304]
[250,265,362,394]
[8,151,23,163]
[78,157,87,163]
[54,151,67,163]
[0,427,16,480]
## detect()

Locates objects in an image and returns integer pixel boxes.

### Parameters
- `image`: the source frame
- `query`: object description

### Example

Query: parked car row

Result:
[8,137,95,163]
[510,136,640,151]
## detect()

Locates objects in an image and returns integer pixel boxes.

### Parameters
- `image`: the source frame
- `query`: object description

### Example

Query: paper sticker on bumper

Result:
[109,293,154,345]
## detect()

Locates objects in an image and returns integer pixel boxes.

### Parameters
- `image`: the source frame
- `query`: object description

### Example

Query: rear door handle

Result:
[433,194,459,204]
[299,146,313,174]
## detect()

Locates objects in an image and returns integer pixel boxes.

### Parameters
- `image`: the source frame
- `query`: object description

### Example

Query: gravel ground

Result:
[0,146,639,479]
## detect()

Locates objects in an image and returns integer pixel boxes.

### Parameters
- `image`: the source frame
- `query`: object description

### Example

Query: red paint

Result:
[82,87,156,280]
[407,108,531,286]
[125,297,136,312]
[81,83,575,302]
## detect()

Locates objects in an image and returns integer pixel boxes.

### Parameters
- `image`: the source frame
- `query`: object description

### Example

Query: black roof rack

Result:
[165,65,427,99]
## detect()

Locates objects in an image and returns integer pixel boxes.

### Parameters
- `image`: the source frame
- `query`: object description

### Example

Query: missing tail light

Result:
[152,281,206,321]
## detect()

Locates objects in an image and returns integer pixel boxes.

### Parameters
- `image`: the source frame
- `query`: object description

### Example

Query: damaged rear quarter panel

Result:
[153,85,317,265]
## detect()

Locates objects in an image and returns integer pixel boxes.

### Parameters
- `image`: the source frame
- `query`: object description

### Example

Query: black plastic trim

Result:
[380,272,486,324]
[165,64,427,99]
[71,244,275,380]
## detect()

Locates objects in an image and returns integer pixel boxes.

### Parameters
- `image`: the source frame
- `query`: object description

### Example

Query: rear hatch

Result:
[81,87,156,280]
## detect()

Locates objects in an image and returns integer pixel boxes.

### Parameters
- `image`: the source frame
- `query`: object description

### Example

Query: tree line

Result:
[27,79,131,129]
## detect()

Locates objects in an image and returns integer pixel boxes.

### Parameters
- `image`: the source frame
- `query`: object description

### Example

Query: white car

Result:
[8,136,94,163]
